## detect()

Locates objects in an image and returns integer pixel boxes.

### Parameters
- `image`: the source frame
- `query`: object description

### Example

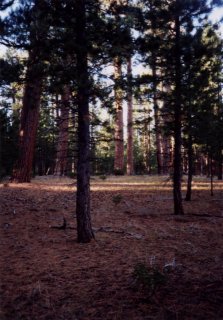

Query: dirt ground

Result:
[0,175,223,320]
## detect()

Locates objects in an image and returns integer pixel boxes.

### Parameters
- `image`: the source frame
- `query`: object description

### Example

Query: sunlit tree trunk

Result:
[54,86,70,176]
[76,0,94,243]
[114,56,124,174]
[126,56,134,175]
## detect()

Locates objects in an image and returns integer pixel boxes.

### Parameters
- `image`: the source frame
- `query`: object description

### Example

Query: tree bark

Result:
[54,86,70,176]
[173,11,184,215]
[76,0,94,243]
[126,56,134,175]
[185,134,193,201]
[143,120,151,174]
[162,136,172,174]
[13,50,43,182]
[12,0,48,182]
[210,155,214,196]
[152,55,163,175]
[114,56,124,174]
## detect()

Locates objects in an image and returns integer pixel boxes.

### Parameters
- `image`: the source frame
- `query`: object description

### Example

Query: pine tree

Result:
[54,86,70,176]
[6,0,51,182]
[126,56,134,175]
[75,0,95,243]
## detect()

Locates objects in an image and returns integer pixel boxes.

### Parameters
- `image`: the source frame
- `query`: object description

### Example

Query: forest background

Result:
[1,2,223,319]
[0,0,223,241]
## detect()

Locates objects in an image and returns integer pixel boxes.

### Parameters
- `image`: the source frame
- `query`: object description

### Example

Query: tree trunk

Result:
[76,0,94,243]
[210,155,214,196]
[126,56,134,175]
[143,120,151,174]
[218,156,222,180]
[185,134,193,201]
[173,12,184,215]
[162,136,172,174]
[13,50,43,182]
[70,106,77,175]
[114,56,124,174]
[54,86,70,176]
[12,0,48,183]
[152,56,163,175]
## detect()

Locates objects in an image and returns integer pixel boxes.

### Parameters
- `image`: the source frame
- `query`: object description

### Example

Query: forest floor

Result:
[0,175,223,320]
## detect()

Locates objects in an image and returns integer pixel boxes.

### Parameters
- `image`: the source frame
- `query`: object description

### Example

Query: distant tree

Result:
[113,55,124,174]
[54,86,70,176]
[0,52,22,177]
[126,56,134,175]
[192,24,223,187]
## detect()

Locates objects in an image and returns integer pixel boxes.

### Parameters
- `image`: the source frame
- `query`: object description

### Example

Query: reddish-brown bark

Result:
[114,56,124,174]
[13,0,48,183]
[54,86,70,176]
[126,57,134,175]
[13,50,43,183]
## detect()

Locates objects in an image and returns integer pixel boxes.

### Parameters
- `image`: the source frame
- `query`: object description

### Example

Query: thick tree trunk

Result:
[13,50,43,182]
[173,12,184,215]
[114,56,124,174]
[12,0,48,183]
[76,0,94,243]
[54,86,70,176]
[185,134,193,201]
[126,56,134,175]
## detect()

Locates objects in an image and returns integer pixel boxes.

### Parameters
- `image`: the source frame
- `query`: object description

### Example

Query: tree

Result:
[0,52,22,176]
[7,0,51,182]
[75,0,94,243]
[113,55,124,174]
[126,56,134,175]
[192,24,223,186]
[104,0,136,174]
[54,86,70,176]
[172,0,184,215]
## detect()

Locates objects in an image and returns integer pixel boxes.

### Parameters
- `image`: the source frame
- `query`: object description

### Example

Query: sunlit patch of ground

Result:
[0,175,223,319]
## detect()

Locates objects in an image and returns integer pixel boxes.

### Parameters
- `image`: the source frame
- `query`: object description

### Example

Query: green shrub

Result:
[132,263,166,294]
